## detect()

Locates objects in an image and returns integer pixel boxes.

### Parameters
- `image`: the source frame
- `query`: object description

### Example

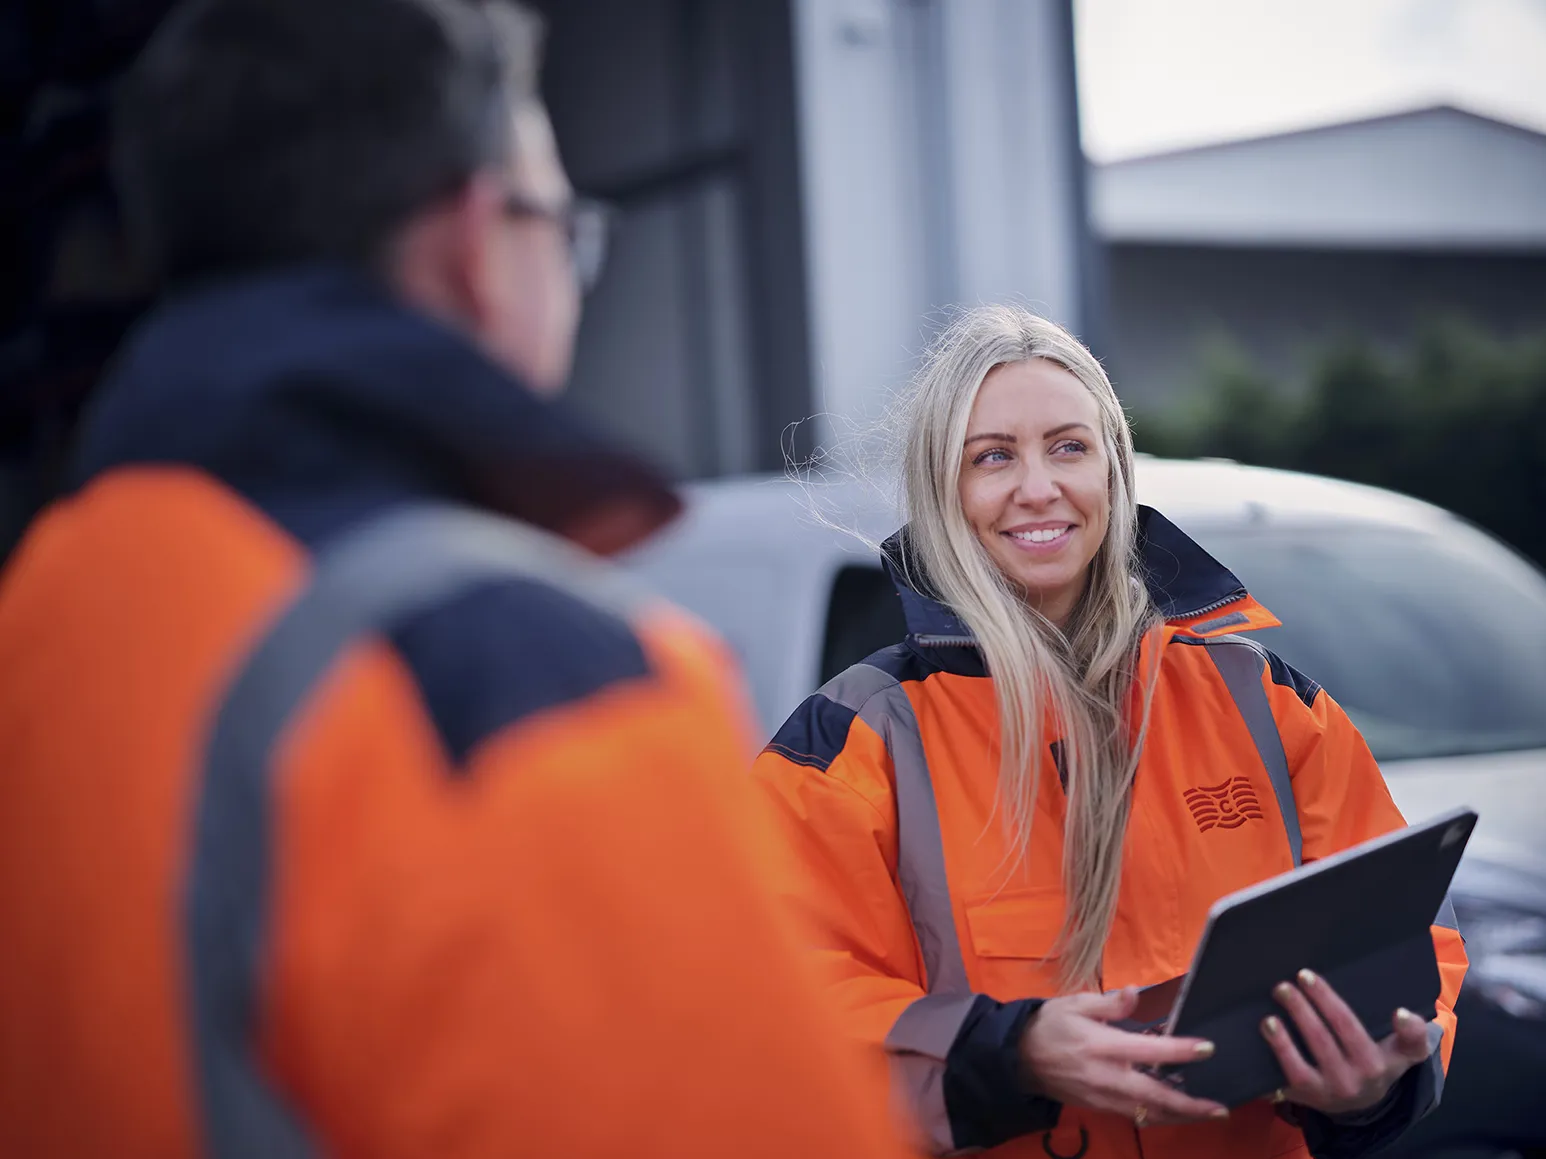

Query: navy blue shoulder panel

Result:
[211,486,654,769]
[1266,651,1322,708]
[763,643,939,773]
[388,577,650,768]
[764,697,859,774]
[869,640,940,685]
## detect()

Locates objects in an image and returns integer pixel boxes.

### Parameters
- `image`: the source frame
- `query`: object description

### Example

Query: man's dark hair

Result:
[114,0,543,284]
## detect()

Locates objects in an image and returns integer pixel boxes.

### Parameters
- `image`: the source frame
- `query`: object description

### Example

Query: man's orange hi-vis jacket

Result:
[0,269,902,1159]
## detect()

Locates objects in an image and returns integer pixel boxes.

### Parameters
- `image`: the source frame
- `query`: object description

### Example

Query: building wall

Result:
[535,0,1088,474]
[1104,243,1546,410]
[792,0,1092,437]
[536,0,812,478]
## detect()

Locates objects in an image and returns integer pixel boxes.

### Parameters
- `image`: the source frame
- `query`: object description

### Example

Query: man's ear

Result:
[451,173,509,329]
[386,174,504,332]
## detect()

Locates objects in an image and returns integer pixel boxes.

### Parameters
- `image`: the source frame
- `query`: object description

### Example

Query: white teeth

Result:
[1010,526,1071,543]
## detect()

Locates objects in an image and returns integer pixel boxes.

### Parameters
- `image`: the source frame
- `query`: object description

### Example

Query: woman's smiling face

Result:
[956,358,1111,625]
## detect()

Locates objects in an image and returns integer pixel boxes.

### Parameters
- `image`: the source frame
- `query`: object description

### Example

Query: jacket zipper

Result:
[1173,589,1246,622]
[911,633,978,648]
[911,589,1248,650]
[909,590,1249,661]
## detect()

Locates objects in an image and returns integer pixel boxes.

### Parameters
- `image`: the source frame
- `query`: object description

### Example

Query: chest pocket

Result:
[964,887,1065,999]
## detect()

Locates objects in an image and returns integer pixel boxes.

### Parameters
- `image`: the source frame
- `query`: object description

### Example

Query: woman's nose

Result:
[1013,462,1061,507]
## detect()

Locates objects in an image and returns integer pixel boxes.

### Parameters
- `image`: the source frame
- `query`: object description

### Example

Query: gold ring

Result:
[1270,1088,1287,1105]
[1133,1104,1149,1129]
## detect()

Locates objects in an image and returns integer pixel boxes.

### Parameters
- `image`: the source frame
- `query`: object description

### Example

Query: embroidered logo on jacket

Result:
[1184,777,1265,832]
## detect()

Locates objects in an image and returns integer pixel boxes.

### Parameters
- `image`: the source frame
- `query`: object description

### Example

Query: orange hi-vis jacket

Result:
[752,513,1466,1159]
[0,268,901,1159]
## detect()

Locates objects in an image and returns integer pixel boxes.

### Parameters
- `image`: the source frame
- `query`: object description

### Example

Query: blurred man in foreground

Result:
[0,1,900,1155]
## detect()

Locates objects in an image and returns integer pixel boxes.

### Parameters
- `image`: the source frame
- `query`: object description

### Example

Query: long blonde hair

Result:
[899,304,1161,991]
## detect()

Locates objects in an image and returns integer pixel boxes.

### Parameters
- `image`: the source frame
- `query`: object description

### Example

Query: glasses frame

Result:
[502,193,613,293]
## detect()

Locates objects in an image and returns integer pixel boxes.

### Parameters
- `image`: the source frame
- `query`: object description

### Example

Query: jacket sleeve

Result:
[752,683,1060,1156]
[263,610,905,1159]
[1259,652,1468,1159]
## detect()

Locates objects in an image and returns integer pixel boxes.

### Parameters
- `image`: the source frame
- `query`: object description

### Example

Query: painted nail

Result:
[1298,968,1319,988]
[1211,1108,1230,1120]
[1263,1016,1283,1037]
[1194,1041,1216,1059]
[1396,1007,1419,1025]
[1274,982,1294,1002]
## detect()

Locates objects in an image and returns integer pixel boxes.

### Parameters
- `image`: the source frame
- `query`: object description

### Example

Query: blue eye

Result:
[1052,439,1088,456]
[973,448,1012,465]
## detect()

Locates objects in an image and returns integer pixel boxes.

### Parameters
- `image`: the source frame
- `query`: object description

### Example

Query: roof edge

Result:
[1093,102,1546,169]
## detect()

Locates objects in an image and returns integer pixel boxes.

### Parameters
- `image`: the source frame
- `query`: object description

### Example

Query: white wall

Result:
[792,0,1091,437]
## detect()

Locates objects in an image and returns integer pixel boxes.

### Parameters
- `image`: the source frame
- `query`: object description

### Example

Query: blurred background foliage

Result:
[1132,321,1546,567]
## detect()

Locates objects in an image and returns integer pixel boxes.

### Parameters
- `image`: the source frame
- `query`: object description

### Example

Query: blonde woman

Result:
[751,306,1466,1159]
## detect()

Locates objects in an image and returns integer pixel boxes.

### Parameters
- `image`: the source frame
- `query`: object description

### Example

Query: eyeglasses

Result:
[502,193,613,293]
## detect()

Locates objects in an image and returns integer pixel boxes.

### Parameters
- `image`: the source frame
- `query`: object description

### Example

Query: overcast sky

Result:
[1074,0,1546,161]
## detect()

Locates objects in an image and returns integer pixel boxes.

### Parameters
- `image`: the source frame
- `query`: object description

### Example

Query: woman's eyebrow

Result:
[964,423,1093,446]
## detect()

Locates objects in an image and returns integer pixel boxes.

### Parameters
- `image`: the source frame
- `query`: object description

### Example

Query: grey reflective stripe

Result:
[818,662,903,717]
[865,684,973,995]
[187,504,642,1159]
[1423,1021,1447,1109]
[1205,638,1304,867]
[884,994,979,1155]
[819,666,974,1149]
[818,666,971,996]
[1434,894,1459,931]
[1201,635,1456,1142]
[885,991,981,1056]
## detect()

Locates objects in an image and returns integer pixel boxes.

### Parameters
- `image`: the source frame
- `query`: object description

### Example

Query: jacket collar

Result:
[881,506,1279,675]
[70,264,679,555]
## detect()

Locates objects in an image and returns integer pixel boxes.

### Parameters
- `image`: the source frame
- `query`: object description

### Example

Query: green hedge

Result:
[1131,323,1546,566]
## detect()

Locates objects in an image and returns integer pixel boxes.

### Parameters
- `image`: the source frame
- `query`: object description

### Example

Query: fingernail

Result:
[1273,982,1294,1002]
[1194,1041,1216,1059]
[1211,1107,1230,1120]
[1262,1016,1283,1037]
[1396,1007,1418,1025]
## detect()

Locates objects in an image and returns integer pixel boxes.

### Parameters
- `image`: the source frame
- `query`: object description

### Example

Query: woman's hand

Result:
[1262,969,1434,1117]
[1020,988,1230,1128]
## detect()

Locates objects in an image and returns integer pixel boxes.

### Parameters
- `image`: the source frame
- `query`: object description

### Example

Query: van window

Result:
[1194,524,1546,762]
[821,565,908,683]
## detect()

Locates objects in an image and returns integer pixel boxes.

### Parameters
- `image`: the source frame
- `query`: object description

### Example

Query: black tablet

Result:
[1161,806,1475,1107]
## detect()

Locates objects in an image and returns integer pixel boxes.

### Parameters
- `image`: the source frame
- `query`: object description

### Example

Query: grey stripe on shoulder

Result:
[856,682,970,996]
[819,661,903,712]
[1201,634,1304,868]
[788,654,970,997]
[188,503,627,1159]
[763,662,906,774]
